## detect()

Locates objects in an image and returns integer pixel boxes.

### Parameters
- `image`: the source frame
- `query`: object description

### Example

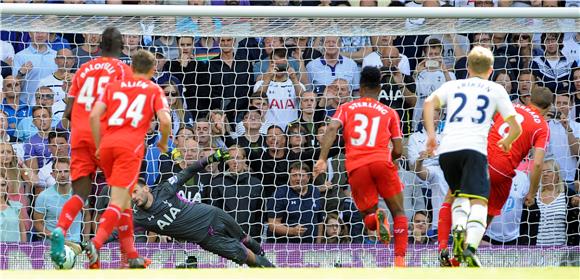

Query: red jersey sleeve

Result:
[532,123,550,150]
[389,108,403,139]
[331,104,347,125]
[152,86,169,113]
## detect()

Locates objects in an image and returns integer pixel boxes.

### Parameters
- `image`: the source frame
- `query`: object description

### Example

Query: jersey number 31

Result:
[352,114,380,147]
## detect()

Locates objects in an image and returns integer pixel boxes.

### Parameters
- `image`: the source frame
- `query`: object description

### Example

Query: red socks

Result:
[93,204,122,250]
[393,215,408,257]
[438,202,452,251]
[56,195,84,235]
[117,209,138,259]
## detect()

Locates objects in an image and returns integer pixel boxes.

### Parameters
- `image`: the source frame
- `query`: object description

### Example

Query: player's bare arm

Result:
[422,94,441,156]
[413,151,430,181]
[496,115,522,153]
[61,97,75,130]
[525,148,546,207]
[156,109,172,154]
[89,101,107,157]
[313,119,342,178]
[391,138,403,161]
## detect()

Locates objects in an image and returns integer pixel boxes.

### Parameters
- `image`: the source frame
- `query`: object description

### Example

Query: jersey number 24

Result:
[109,92,146,128]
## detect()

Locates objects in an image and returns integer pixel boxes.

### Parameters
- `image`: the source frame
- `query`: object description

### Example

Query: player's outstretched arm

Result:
[525,148,546,206]
[497,115,522,153]
[313,120,341,178]
[422,95,441,156]
[167,149,231,190]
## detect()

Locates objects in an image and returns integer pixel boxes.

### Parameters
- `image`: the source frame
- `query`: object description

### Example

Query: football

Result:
[52,244,79,270]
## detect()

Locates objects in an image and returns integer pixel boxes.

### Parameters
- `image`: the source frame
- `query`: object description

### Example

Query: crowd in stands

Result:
[0,0,579,247]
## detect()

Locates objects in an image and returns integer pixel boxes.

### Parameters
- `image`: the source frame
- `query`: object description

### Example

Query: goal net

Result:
[0,4,579,269]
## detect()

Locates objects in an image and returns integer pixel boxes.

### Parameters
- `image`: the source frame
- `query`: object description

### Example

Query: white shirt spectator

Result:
[37,76,66,127]
[407,127,442,167]
[536,190,568,246]
[486,170,529,243]
[413,69,456,131]
[546,120,580,182]
[362,52,411,76]
[0,41,14,63]
[306,55,360,91]
[38,75,66,103]
[562,34,579,65]
[253,79,305,131]
[406,124,447,230]
[424,34,470,69]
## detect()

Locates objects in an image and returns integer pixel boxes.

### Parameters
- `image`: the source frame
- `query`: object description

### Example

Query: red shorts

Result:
[488,166,514,216]
[99,146,143,189]
[347,161,403,213]
[70,141,99,181]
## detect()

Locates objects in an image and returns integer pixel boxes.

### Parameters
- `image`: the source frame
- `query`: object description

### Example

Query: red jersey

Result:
[332,97,402,172]
[97,77,169,153]
[487,103,550,176]
[68,57,132,147]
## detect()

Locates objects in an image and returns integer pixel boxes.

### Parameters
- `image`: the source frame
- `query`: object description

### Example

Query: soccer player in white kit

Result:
[422,46,522,267]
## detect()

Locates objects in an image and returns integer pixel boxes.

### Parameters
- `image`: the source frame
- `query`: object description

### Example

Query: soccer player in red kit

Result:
[437,86,553,266]
[314,67,407,267]
[82,49,171,268]
[50,27,133,267]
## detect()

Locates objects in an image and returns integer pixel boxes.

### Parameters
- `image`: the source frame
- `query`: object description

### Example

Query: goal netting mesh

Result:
[0,4,579,269]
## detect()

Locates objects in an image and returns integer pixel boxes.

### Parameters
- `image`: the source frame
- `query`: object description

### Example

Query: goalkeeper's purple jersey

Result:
[133,161,216,243]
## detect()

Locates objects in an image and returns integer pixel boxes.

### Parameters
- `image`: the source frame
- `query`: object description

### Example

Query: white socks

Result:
[451,197,470,230]
[465,203,487,250]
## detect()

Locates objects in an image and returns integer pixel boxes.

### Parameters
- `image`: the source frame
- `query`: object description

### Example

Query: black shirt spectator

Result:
[208,37,254,122]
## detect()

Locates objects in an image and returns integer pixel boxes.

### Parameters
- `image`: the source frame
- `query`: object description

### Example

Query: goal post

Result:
[0,4,579,269]
[1,5,578,36]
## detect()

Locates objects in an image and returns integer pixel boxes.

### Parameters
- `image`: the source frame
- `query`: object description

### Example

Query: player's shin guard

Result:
[56,195,84,233]
[451,197,471,230]
[93,204,122,249]
[118,209,139,259]
[465,204,487,250]
[438,202,452,251]
[393,215,408,257]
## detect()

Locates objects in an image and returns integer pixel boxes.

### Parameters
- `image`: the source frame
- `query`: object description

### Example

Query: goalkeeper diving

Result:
[131,149,275,268]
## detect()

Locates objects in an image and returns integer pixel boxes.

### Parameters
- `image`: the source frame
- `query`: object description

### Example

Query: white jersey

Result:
[413,69,455,131]
[253,79,305,131]
[486,170,529,242]
[434,77,516,155]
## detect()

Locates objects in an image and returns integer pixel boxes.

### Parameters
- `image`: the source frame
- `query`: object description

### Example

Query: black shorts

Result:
[197,210,248,265]
[438,149,490,200]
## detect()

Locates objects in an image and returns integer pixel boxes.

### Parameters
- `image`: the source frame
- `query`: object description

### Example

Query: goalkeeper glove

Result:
[208,148,230,163]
